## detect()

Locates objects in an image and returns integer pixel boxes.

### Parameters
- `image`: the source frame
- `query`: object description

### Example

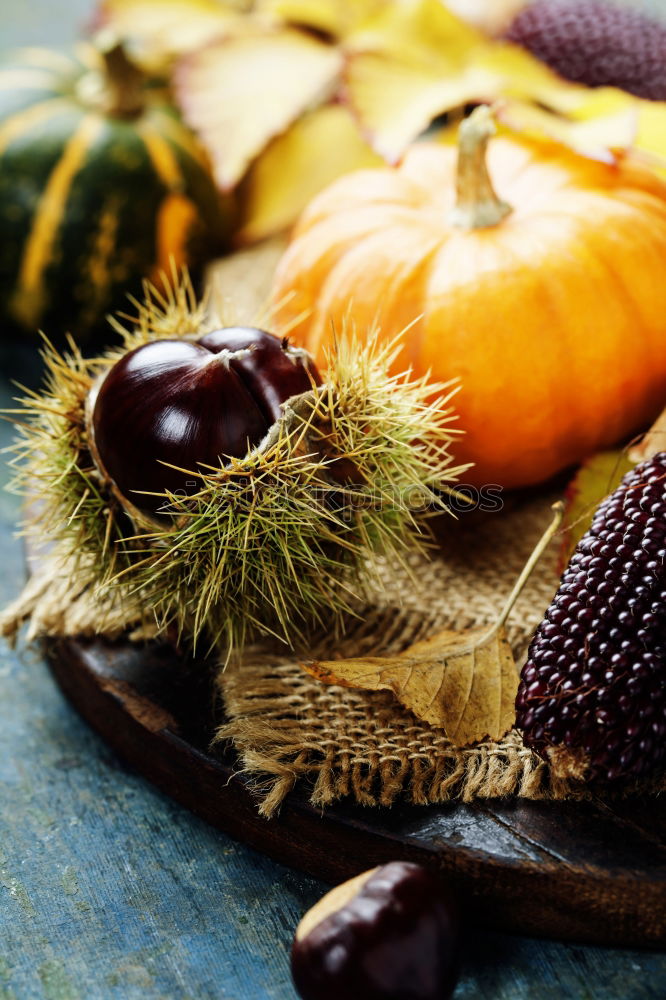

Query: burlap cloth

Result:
[206,244,576,817]
[215,494,574,817]
[5,243,658,818]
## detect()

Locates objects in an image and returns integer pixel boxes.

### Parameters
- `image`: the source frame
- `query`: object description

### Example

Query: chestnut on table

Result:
[292,862,460,1000]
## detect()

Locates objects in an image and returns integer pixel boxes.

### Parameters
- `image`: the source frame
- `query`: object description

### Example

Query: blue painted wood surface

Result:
[1,3,666,997]
[2,367,665,1000]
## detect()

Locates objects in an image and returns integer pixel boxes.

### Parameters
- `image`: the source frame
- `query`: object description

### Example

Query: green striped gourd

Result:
[0,41,232,341]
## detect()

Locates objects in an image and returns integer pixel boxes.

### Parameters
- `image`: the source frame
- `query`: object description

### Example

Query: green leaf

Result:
[560,450,635,569]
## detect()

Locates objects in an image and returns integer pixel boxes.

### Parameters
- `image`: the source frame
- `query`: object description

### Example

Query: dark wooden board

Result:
[45,633,666,949]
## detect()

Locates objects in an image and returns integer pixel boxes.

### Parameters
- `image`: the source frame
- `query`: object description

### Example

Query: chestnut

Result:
[88,327,319,515]
[291,862,460,1000]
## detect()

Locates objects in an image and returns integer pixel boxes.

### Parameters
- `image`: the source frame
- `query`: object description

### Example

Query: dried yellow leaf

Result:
[635,101,666,177]
[344,7,595,162]
[97,0,240,67]
[236,104,382,244]
[344,54,476,162]
[175,27,342,189]
[257,0,389,38]
[345,0,483,64]
[498,100,638,165]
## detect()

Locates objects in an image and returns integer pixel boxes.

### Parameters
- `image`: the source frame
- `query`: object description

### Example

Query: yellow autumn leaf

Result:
[561,91,666,176]
[344,54,479,162]
[496,75,666,172]
[257,0,389,38]
[345,47,571,162]
[444,0,527,36]
[472,42,585,111]
[498,100,638,164]
[236,104,382,244]
[635,101,666,176]
[96,0,240,68]
[499,87,666,173]
[346,0,483,65]
[175,27,342,189]
[343,0,592,160]
[305,624,518,745]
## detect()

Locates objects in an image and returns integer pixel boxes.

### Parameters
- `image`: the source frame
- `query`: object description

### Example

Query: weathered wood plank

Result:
[40,622,666,950]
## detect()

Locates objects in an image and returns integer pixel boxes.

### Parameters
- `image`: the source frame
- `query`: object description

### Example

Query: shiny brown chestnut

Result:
[89,327,319,515]
[291,862,460,1000]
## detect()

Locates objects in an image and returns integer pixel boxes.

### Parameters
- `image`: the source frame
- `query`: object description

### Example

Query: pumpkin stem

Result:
[449,105,512,229]
[98,33,145,118]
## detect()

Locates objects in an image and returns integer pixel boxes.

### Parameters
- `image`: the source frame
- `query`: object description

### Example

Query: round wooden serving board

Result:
[45,633,666,948]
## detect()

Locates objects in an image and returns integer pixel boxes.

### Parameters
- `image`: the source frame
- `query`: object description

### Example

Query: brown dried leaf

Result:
[303,503,563,745]
[305,623,517,745]
[175,27,342,189]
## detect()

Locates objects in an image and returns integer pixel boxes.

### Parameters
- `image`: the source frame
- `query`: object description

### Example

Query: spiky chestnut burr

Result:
[516,453,666,782]
[7,275,462,655]
[88,328,319,516]
[505,0,666,100]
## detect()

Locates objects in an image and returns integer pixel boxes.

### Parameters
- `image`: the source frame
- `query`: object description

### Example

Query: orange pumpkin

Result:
[270,107,666,489]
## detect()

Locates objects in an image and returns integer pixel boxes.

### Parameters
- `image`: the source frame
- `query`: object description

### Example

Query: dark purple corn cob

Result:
[505,0,666,101]
[516,453,666,782]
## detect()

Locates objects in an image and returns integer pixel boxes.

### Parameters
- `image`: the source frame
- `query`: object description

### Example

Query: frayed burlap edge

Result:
[214,494,666,818]
[216,662,570,820]
[0,548,161,646]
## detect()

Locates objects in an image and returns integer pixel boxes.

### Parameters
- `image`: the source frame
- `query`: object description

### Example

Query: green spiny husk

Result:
[7,274,465,657]
[7,274,207,588]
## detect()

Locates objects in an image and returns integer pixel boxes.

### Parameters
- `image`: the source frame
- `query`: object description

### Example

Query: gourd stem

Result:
[100,39,145,118]
[448,105,513,229]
